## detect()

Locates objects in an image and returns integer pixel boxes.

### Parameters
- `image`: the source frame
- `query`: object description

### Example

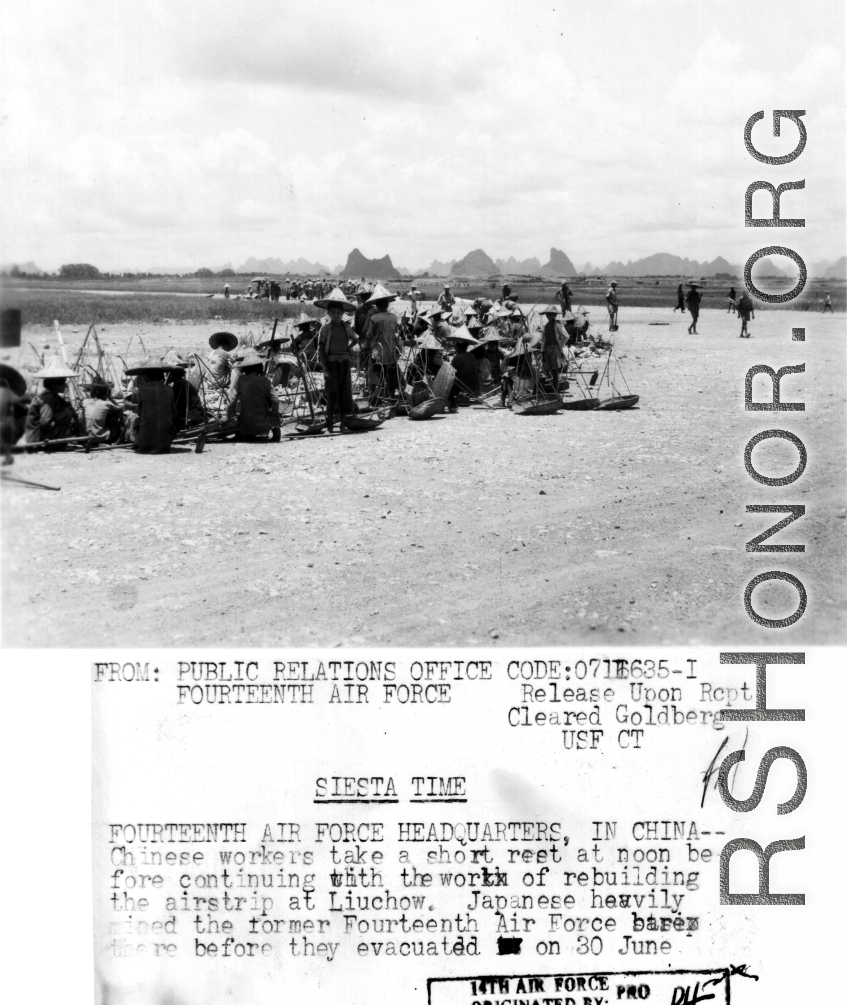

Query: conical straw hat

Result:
[368,282,397,303]
[80,372,115,391]
[314,287,356,312]
[293,311,316,328]
[0,363,27,397]
[449,324,479,344]
[235,348,266,368]
[209,331,238,350]
[34,354,78,379]
[467,317,483,330]
[125,356,174,376]
[415,332,442,351]
[463,305,478,316]
[478,326,504,343]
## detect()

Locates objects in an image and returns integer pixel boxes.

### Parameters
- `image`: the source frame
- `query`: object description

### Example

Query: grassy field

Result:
[1,275,842,326]
[0,288,323,326]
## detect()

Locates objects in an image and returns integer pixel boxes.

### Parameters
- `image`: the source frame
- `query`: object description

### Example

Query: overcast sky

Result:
[1,0,844,272]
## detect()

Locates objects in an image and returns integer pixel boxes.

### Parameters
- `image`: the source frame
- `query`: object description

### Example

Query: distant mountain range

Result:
[600,253,741,278]
[420,259,456,277]
[339,248,402,280]
[238,256,332,275]
[8,250,843,281]
[1,260,44,275]
[815,256,846,279]
[496,256,542,275]
[450,249,499,276]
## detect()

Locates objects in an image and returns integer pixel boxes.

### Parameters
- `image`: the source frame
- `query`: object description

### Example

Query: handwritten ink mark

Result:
[701,736,729,808]
[704,965,760,990]
[730,964,759,981]
[700,729,749,807]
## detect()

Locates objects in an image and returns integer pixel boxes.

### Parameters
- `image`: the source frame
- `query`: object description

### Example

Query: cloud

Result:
[1,0,843,271]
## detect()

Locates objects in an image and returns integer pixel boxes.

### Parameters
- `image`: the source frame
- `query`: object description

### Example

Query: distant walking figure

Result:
[726,286,736,312]
[223,282,230,299]
[673,284,684,312]
[823,292,834,313]
[685,283,701,333]
[605,281,618,330]
[737,290,755,337]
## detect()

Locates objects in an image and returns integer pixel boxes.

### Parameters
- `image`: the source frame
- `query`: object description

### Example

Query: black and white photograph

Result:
[2,0,844,647]
[1,6,845,1005]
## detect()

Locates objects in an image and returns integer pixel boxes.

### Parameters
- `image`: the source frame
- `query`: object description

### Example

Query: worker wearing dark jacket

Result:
[316,288,358,433]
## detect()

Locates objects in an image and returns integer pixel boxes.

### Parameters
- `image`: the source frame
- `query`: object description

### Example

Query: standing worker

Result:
[362,283,400,404]
[737,290,755,337]
[605,281,619,330]
[353,282,375,342]
[555,281,573,315]
[823,291,833,313]
[685,283,702,334]
[315,288,358,434]
[539,305,566,389]
[437,283,456,313]
[727,286,737,312]
[674,283,685,312]
[223,281,230,299]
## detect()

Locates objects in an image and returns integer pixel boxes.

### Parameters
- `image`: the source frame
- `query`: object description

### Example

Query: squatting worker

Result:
[605,281,618,329]
[227,349,281,441]
[363,283,400,404]
[316,288,358,434]
[428,305,453,343]
[168,364,205,432]
[80,377,124,443]
[0,364,29,462]
[25,357,79,444]
[685,283,702,334]
[207,331,238,389]
[124,357,179,454]
[737,290,755,338]
[446,328,480,412]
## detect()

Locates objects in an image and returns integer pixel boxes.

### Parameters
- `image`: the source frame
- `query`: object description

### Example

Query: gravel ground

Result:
[2,305,844,647]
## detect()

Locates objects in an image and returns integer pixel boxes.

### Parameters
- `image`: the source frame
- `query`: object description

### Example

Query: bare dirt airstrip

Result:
[1,306,844,648]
